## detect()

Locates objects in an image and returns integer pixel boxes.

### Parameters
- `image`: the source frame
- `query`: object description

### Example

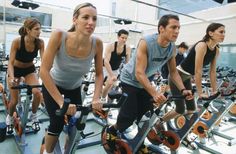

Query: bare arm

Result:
[135,39,166,104]
[168,50,186,91]
[7,38,19,80]
[194,42,207,96]
[209,47,219,92]
[39,30,64,107]
[92,38,104,103]
[39,39,45,59]
[103,44,114,76]
[125,46,131,63]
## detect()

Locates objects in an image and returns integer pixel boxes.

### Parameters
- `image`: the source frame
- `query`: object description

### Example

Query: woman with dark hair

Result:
[39,2,103,153]
[157,23,225,132]
[6,17,44,134]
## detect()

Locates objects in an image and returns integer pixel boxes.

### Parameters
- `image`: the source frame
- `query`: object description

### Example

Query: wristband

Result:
[180,88,186,94]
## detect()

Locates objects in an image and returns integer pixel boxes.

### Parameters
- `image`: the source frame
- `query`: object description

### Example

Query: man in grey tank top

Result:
[105,14,192,153]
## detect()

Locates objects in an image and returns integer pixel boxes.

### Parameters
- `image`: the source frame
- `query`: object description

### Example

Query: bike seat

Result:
[108,89,122,100]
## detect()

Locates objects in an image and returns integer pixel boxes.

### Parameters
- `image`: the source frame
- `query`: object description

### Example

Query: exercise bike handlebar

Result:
[150,91,188,104]
[103,93,128,108]
[221,87,236,97]
[11,83,42,90]
[55,93,128,116]
[199,91,221,101]
[151,93,187,106]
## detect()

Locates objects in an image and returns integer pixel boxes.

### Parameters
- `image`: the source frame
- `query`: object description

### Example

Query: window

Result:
[0,6,52,28]
[157,0,222,19]
[97,17,110,27]
[112,2,116,17]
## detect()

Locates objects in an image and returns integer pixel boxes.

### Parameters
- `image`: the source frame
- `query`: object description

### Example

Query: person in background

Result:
[6,17,44,134]
[161,42,189,79]
[39,3,104,154]
[101,29,131,103]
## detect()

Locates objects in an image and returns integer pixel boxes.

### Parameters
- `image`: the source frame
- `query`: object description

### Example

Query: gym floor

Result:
[0,102,236,154]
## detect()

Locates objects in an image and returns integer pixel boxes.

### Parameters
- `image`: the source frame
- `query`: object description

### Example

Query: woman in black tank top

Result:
[6,18,44,134]
[166,23,225,121]
[180,23,225,98]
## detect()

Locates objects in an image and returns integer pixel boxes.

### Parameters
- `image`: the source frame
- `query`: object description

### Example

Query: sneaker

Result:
[30,113,40,132]
[182,136,198,150]
[137,144,149,154]
[105,126,118,152]
[101,97,107,104]
[6,114,14,134]
[199,137,206,144]
[208,103,218,113]
[213,125,220,131]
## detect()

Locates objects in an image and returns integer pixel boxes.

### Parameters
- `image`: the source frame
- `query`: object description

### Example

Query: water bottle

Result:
[17,102,23,118]
[69,111,81,126]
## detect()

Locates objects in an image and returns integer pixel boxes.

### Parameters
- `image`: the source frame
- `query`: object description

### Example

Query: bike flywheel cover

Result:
[175,116,186,129]
[147,128,163,145]
[229,104,236,116]
[192,121,208,138]
[162,130,180,150]
[115,139,132,154]
[101,126,132,154]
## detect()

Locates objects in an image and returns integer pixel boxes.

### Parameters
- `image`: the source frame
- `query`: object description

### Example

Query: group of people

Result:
[4,2,225,154]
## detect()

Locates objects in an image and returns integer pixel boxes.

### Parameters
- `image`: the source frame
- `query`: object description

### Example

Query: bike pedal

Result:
[182,138,198,150]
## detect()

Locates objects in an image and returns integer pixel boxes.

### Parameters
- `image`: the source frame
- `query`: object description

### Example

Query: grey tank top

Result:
[120,33,175,88]
[50,31,96,90]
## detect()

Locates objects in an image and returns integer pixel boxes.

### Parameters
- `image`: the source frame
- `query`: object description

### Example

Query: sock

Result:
[31,112,37,116]
[43,149,54,154]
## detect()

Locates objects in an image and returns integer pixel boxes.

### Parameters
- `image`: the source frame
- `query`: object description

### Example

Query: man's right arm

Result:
[103,44,114,76]
[135,39,166,104]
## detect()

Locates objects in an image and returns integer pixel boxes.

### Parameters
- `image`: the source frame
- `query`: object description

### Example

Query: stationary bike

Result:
[4,82,42,153]
[147,92,220,151]
[92,87,123,126]
[101,94,186,154]
[40,93,128,154]
[193,88,236,138]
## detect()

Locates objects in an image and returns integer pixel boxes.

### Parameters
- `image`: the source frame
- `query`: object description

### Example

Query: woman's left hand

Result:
[182,89,194,100]
[92,99,103,111]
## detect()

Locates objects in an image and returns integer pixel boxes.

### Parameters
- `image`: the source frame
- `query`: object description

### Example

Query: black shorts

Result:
[14,65,36,77]
[42,84,82,136]
[116,82,153,132]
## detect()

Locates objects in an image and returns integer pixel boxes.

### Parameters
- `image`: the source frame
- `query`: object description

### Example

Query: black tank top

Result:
[180,41,216,75]
[15,36,39,63]
[109,42,126,70]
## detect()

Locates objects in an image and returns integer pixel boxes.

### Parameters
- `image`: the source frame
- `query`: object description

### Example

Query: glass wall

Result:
[157,0,222,19]
[218,44,236,68]
[0,6,52,28]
